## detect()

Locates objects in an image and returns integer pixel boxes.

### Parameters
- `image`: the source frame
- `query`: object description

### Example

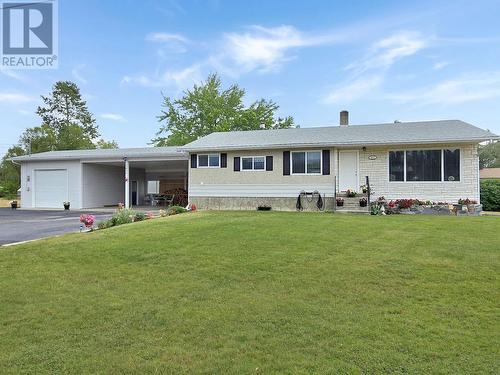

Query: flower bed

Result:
[371,197,482,216]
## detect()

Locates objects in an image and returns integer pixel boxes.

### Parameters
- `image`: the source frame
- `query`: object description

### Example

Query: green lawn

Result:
[1,212,499,374]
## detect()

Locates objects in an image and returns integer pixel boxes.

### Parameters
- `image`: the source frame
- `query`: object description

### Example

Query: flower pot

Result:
[10,202,18,209]
[64,204,70,210]
[336,201,344,207]
[359,200,367,207]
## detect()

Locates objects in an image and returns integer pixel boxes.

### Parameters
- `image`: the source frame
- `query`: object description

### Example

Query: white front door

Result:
[338,151,358,192]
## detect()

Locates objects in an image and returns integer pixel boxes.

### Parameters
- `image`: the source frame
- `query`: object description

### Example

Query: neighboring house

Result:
[480,167,500,179]
[11,112,499,211]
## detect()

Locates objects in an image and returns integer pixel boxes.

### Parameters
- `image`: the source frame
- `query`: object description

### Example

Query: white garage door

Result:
[35,169,68,208]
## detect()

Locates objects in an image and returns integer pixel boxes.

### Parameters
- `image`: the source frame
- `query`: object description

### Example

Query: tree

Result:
[479,141,500,169]
[96,139,119,149]
[0,146,24,198]
[152,73,295,146]
[0,81,118,196]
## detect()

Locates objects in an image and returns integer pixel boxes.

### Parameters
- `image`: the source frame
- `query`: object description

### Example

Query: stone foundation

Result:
[190,196,335,211]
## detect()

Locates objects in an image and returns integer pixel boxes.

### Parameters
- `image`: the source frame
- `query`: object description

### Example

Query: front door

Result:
[131,181,138,206]
[338,151,358,192]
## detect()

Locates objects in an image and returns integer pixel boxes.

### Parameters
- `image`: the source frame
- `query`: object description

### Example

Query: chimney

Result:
[339,110,349,127]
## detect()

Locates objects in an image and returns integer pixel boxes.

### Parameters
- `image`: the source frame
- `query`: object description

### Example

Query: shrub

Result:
[167,205,188,215]
[134,212,146,222]
[481,180,500,211]
[110,208,135,226]
[97,220,113,230]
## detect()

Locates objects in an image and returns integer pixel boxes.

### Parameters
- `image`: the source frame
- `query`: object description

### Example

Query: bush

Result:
[134,212,146,222]
[481,180,500,211]
[110,208,135,226]
[97,220,113,230]
[167,205,188,215]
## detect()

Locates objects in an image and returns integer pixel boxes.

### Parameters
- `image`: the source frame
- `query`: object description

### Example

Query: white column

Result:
[125,158,130,208]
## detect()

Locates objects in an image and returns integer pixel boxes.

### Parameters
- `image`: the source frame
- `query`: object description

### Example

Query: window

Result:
[389,151,404,181]
[241,156,265,171]
[147,181,159,194]
[388,149,460,182]
[406,150,441,181]
[292,151,321,174]
[198,154,219,168]
[444,149,460,181]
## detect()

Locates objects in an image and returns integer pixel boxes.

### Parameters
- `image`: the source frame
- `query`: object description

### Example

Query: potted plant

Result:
[63,201,70,210]
[79,214,95,231]
[10,200,18,209]
[359,197,367,207]
[346,189,356,197]
[336,197,344,207]
[360,185,368,194]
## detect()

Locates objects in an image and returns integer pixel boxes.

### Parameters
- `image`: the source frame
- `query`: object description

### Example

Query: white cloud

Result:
[146,32,189,44]
[122,63,203,89]
[0,93,35,104]
[386,72,500,105]
[432,61,450,70]
[346,31,427,75]
[101,113,126,122]
[0,69,28,82]
[72,64,88,84]
[324,75,383,104]
[218,25,340,74]
[146,32,190,55]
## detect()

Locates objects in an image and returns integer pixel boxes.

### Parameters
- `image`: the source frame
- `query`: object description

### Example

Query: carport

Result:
[12,147,189,210]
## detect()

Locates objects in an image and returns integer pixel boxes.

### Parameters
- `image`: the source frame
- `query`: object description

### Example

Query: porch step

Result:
[336,192,368,198]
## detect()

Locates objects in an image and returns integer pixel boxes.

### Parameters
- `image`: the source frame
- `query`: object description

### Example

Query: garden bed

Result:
[371,198,482,216]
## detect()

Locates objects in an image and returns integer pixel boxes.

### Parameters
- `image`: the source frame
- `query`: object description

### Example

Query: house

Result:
[11,112,498,211]
[480,167,500,179]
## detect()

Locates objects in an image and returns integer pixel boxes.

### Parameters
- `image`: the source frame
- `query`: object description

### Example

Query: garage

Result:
[34,169,68,208]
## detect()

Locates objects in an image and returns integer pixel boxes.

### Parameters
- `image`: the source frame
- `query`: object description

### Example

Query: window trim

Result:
[387,147,461,183]
[291,150,322,175]
[240,156,266,171]
[198,153,220,168]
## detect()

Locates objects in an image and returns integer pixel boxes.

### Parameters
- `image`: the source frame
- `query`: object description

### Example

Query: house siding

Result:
[189,148,336,211]
[358,143,479,203]
[20,160,83,209]
[188,143,479,210]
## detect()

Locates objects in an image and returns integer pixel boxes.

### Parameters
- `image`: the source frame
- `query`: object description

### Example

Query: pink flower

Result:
[80,214,95,228]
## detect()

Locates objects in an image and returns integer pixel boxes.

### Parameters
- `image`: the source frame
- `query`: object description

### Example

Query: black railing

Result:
[365,175,371,207]
[333,175,337,213]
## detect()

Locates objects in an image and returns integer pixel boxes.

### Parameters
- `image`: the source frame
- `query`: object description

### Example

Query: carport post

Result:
[124,158,130,208]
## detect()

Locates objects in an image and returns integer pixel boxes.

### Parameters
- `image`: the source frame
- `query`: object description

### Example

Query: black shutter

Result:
[266,156,273,171]
[221,153,227,168]
[191,154,197,168]
[283,151,290,175]
[322,150,330,175]
[234,157,240,171]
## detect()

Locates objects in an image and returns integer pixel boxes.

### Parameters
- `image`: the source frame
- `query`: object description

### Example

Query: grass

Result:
[0,211,499,374]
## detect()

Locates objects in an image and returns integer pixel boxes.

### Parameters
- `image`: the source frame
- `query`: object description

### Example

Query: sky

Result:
[1,0,500,154]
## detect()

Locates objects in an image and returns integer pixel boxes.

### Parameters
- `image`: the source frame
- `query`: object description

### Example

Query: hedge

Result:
[480,179,500,211]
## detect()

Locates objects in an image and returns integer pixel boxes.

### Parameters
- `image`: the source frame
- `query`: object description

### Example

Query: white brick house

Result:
[12,113,498,211]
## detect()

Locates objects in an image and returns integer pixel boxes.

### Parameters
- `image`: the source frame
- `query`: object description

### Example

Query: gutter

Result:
[179,136,500,152]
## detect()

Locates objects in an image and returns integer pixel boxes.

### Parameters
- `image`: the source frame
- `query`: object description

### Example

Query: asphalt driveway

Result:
[0,209,112,246]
